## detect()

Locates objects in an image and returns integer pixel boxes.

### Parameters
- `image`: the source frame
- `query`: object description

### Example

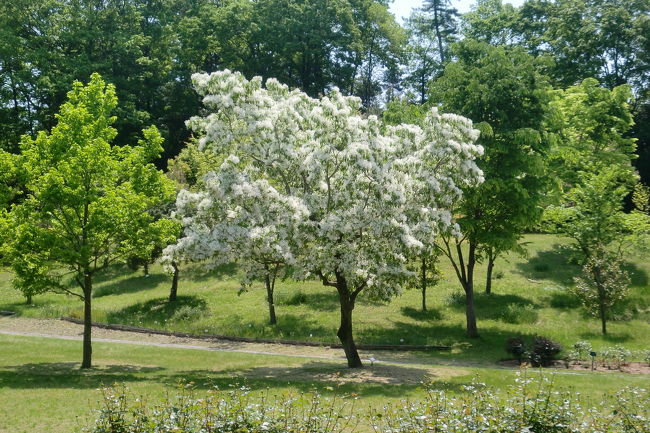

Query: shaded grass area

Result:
[1,334,647,433]
[1,235,649,363]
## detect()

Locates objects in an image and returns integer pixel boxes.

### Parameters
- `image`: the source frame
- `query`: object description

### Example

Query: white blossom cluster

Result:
[165,70,483,298]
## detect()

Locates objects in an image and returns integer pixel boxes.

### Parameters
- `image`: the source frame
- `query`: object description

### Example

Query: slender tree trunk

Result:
[265,270,277,325]
[464,242,479,338]
[440,236,480,338]
[433,4,445,64]
[81,273,93,369]
[169,261,179,302]
[485,252,495,294]
[335,274,363,368]
[421,256,427,312]
[594,265,607,335]
[143,262,149,277]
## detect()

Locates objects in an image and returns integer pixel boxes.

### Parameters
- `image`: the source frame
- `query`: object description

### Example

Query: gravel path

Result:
[0,316,359,361]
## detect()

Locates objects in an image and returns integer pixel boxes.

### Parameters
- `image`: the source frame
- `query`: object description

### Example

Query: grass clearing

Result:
[2,234,648,364]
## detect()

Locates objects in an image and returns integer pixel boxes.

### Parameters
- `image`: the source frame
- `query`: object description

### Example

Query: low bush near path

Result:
[88,373,649,433]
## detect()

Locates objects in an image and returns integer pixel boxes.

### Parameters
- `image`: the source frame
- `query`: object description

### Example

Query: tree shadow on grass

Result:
[94,274,168,297]
[106,296,209,327]
[516,245,649,288]
[621,262,649,287]
[401,306,445,321]
[276,291,339,312]
[224,313,335,341]
[167,362,474,397]
[0,362,164,389]
[547,290,582,309]
[515,246,581,285]
[184,262,239,282]
[578,331,633,343]
[358,322,535,361]
[446,292,539,321]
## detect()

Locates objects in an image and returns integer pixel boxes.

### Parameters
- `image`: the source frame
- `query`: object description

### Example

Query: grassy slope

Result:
[0,334,646,433]
[1,234,649,364]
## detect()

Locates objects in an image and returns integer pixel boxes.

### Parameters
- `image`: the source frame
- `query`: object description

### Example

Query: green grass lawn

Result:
[1,234,649,365]
[0,334,647,433]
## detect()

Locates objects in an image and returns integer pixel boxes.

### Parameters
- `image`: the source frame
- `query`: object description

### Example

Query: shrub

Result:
[372,372,650,433]
[530,336,562,367]
[500,303,538,324]
[505,337,526,361]
[445,292,466,306]
[567,340,592,361]
[601,345,632,370]
[278,291,308,306]
[494,270,505,279]
[87,377,650,433]
[171,305,208,322]
[88,385,356,433]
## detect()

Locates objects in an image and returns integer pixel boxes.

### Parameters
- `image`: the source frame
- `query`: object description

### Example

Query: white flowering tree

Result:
[165,70,483,367]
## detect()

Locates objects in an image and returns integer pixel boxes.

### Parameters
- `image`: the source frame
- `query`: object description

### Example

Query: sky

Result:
[389,0,526,22]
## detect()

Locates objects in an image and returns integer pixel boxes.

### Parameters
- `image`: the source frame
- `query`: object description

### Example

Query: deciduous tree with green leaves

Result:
[428,40,551,336]
[572,251,631,335]
[543,79,639,261]
[1,73,175,368]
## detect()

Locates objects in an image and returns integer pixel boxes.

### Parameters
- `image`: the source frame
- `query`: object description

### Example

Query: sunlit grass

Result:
[0,334,646,433]
[1,234,649,364]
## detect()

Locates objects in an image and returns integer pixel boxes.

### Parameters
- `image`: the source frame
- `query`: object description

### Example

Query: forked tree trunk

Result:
[81,273,93,369]
[441,235,480,338]
[169,261,179,302]
[335,273,363,368]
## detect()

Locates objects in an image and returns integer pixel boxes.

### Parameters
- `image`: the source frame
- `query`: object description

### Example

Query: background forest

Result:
[1,0,648,180]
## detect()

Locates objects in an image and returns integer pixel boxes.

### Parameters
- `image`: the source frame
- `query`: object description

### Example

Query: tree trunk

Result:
[421,256,427,312]
[25,294,33,305]
[81,274,93,369]
[265,272,277,325]
[464,282,479,338]
[464,242,479,338]
[485,253,495,294]
[433,3,445,64]
[594,265,607,335]
[335,274,363,368]
[143,262,149,277]
[169,261,179,302]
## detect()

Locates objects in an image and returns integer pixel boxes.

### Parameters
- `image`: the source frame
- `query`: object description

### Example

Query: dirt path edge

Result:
[60,316,451,351]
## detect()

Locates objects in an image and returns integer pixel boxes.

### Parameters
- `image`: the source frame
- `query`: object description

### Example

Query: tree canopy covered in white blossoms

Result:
[164,70,483,367]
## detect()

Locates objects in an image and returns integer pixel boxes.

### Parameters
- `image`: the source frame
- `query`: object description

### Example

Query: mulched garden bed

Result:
[498,358,650,374]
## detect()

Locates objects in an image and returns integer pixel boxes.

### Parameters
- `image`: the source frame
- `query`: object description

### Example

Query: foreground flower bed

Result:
[87,373,648,433]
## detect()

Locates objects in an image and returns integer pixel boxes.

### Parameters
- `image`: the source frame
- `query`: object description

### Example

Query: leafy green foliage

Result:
[87,375,650,433]
[1,73,175,366]
[429,39,552,335]
[89,384,356,433]
[572,253,631,334]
